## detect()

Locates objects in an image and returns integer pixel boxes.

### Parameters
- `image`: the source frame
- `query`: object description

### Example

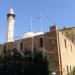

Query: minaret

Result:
[7,8,15,42]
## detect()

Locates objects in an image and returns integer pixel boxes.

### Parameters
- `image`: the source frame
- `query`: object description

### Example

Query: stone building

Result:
[0,8,75,75]
[60,27,75,44]
[0,25,75,75]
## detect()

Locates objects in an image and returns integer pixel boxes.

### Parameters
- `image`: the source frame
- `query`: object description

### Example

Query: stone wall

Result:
[0,26,75,75]
[58,31,75,75]
[60,27,75,44]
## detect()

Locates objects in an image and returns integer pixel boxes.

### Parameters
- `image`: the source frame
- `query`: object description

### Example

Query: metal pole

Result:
[30,18,34,59]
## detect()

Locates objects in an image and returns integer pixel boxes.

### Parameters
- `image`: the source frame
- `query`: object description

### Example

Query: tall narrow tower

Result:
[7,8,15,42]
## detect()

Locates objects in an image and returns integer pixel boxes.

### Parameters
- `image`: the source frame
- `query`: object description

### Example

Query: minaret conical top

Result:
[7,8,15,17]
[9,8,14,14]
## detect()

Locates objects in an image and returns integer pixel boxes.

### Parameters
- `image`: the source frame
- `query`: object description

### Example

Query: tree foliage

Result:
[0,48,53,75]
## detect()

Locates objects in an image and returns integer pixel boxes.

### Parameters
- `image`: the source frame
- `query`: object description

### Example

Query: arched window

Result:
[4,45,6,50]
[4,45,6,57]
[40,38,43,47]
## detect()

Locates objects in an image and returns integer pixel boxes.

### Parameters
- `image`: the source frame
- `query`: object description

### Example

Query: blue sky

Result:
[0,0,75,43]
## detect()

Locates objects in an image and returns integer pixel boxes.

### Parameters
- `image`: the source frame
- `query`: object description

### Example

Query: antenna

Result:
[30,18,34,59]
[36,15,45,58]
[10,0,14,9]
[36,16,50,58]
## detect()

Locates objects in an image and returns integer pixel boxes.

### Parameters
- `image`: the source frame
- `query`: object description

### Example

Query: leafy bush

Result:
[0,48,53,75]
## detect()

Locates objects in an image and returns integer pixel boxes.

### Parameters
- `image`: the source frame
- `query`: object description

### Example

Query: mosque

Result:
[0,8,75,75]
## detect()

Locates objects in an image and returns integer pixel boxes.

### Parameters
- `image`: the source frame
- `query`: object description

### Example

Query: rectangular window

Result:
[67,65,69,73]
[64,39,67,48]
[67,65,72,73]
[70,65,71,72]
[70,44,72,52]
